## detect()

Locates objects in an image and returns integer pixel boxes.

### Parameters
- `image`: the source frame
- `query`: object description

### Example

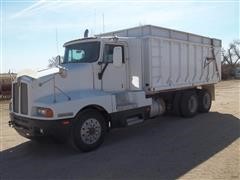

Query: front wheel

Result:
[71,109,107,152]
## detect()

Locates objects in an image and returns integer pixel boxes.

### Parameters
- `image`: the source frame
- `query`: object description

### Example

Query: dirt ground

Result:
[0,80,239,179]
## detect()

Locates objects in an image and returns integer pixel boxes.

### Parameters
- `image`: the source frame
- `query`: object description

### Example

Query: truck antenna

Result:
[102,13,105,33]
[55,28,59,54]
[94,9,96,34]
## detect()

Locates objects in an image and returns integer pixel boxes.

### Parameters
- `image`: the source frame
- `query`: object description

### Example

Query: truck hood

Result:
[17,68,60,79]
[41,63,94,90]
[29,63,94,102]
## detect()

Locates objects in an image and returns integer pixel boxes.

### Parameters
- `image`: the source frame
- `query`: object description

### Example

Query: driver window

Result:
[103,44,123,63]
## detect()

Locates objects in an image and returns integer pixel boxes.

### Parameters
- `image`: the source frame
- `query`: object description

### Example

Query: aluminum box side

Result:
[143,36,221,93]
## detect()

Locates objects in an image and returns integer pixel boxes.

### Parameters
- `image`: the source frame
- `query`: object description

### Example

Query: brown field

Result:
[0,80,239,179]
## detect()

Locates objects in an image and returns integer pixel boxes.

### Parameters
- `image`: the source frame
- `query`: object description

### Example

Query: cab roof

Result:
[63,36,131,47]
[63,37,98,47]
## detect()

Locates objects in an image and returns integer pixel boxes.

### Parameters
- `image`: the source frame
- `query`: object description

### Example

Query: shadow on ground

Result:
[1,112,239,179]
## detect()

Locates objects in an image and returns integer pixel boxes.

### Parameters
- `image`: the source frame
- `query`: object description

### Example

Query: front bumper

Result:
[9,113,73,140]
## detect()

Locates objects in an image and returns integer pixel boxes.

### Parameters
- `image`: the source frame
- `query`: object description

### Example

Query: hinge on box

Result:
[204,39,220,79]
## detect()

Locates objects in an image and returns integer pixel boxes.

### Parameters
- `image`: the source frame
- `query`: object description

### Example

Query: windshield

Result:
[63,41,100,63]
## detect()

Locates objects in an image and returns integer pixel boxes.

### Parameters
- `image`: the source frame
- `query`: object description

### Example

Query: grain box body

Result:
[99,25,222,93]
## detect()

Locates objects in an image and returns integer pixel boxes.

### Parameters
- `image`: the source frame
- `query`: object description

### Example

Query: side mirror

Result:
[113,47,123,67]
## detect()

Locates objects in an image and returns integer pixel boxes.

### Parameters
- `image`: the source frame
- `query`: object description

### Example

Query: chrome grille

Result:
[13,83,19,113]
[12,82,28,115]
[20,83,28,115]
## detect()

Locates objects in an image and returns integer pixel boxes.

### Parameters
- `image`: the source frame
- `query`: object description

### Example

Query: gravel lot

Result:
[0,80,239,179]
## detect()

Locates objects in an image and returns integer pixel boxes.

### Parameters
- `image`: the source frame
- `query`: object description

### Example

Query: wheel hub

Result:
[80,118,102,145]
[188,96,197,113]
[88,128,96,135]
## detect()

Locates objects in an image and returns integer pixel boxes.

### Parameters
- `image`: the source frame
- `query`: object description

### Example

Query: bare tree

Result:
[48,56,63,67]
[222,40,240,65]
[221,40,240,79]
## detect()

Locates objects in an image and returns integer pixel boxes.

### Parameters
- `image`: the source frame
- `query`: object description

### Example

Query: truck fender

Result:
[75,104,111,129]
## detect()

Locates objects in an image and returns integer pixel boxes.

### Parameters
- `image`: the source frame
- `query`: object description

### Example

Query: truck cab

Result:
[9,36,152,152]
[63,37,127,91]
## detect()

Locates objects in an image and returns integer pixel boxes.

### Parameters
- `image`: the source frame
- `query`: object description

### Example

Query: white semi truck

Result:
[9,25,221,152]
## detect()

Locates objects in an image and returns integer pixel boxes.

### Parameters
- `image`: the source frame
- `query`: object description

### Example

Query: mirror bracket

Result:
[98,61,103,65]
[98,62,109,80]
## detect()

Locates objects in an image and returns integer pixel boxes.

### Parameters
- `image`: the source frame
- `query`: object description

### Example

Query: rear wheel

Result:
[198,89,212,113]
[180,91,198,118]
[71,109,107,152]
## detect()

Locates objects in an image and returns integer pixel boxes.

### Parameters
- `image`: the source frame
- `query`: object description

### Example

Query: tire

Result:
[180,91,198,118]
[198,89,212,113]
[71,109,107,152]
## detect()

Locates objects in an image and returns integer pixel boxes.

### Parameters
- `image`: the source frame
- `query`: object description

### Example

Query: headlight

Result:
[36,107,54,118]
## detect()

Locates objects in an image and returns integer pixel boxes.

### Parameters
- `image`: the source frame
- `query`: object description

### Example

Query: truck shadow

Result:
[1,112,239,179]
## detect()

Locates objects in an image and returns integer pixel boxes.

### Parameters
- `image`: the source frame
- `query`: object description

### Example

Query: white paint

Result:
[11,25,221,121]
[100,25,221,92]
[131,76,140,88]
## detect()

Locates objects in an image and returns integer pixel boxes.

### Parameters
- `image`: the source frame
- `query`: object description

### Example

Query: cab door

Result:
[101,44,127,91]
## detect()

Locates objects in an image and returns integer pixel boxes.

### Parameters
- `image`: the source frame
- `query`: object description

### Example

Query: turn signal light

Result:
[37,107,54,118]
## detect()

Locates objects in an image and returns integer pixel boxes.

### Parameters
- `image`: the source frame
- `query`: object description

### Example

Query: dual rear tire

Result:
[180,91,198,117]
[197,89,212,113]
[179,89,211,117]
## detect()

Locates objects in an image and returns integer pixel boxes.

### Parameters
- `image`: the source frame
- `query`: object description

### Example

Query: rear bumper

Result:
[9,113,73,140]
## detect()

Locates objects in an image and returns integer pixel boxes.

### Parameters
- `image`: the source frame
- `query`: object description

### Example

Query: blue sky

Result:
[1,0,239,73]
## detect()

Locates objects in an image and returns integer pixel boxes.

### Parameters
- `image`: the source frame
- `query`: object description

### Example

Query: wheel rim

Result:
[80,118,102,145]
[203,93,211,109]
[188,96,197,113]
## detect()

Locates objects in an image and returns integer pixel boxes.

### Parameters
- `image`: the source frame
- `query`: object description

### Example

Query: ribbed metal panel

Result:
[20,83,28,115]
[13,83,19,113]
[98,25,222,47]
